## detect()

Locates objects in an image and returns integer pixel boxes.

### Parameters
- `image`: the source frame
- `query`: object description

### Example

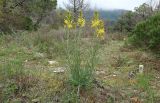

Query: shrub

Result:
[24,17,34,31]
[129,13,160,52]
[0,13,35,33]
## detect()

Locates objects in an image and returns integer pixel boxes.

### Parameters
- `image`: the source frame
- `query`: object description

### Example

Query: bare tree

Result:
[156,0,160,11]
[148,0,160,11]
[64,0,89,20]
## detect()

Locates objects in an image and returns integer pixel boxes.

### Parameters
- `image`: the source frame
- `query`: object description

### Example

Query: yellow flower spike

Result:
[77,10,85,27]
[64,12,74,29]
[96,28,105,39]
[91,20,100,28]
[91,11,101,28]
[77,18,85,27]
[91,11,105,40]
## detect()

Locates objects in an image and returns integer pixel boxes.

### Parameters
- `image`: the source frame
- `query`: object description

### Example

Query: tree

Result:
[129,13,160,52]
[156,0,160,11]
[134,3,153,20]
[114,3,154,33]
[114,11,136,33]
[64,0,88,20]
[0,0,57,33]
[26,0,57,28]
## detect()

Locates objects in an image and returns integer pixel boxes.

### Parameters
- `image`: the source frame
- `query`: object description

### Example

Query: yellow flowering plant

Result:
[91,11,105,40]
[63,10,106,94]
[64,12,74,29]
[77,11,85,27]
[91,11,100,28]
[64,11,86,29]
[96,20,105,39]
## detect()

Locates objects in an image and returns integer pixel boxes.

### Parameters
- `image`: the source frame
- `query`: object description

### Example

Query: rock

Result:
[112,75,117,77]
[49,67,66,73]
[48,60,58,65]
[139,65,144,74]
[24,60,28,63]
[32,98,40,103]
[96,70,106,75]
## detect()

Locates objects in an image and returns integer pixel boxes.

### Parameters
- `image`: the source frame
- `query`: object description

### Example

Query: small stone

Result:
[49,67,66,73]
[32,98,40,103]
[53,67,65,73]
[96,70,105,75]
[139,65,144,74]
[24,60,28,62]
[48,60,58,65]
[112,75,117,77]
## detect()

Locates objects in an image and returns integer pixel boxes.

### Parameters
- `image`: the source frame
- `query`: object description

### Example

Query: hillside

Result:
[85,9,128,21]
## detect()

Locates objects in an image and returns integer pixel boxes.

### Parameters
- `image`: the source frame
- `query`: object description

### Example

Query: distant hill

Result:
[85,9,128,21]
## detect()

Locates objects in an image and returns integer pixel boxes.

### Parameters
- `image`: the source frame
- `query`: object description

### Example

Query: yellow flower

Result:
[64,19,69,25]
[96,28,105,39]
[91,11,100,28]
[91,19,100,28]
[91,11,105,39]
[77,10,85,27]
[64,19,73,29]
[77,18,85,27]
[68,23,73,29]
[64,12,74,29]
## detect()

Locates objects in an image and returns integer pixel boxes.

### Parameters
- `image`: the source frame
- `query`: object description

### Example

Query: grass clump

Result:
[0,60,25,102]
[135,74,155,103]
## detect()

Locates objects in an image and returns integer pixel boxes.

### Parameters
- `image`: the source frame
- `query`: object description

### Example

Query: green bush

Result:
[24,17,34,31]
[0,13,35,33]
[129,13,160,52]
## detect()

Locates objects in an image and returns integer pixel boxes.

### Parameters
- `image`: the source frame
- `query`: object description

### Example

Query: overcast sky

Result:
[57,0,149,10]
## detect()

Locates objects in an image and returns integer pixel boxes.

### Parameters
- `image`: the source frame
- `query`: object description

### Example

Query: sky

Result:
[57,0,149,10]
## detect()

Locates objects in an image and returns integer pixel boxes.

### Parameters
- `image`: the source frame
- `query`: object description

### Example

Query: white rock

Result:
[48,60,58,65]
[139,65,144,74]
[50,67,66,73]
[112,75,117,77]
[96,70,105,75]
[24,60,28,62]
